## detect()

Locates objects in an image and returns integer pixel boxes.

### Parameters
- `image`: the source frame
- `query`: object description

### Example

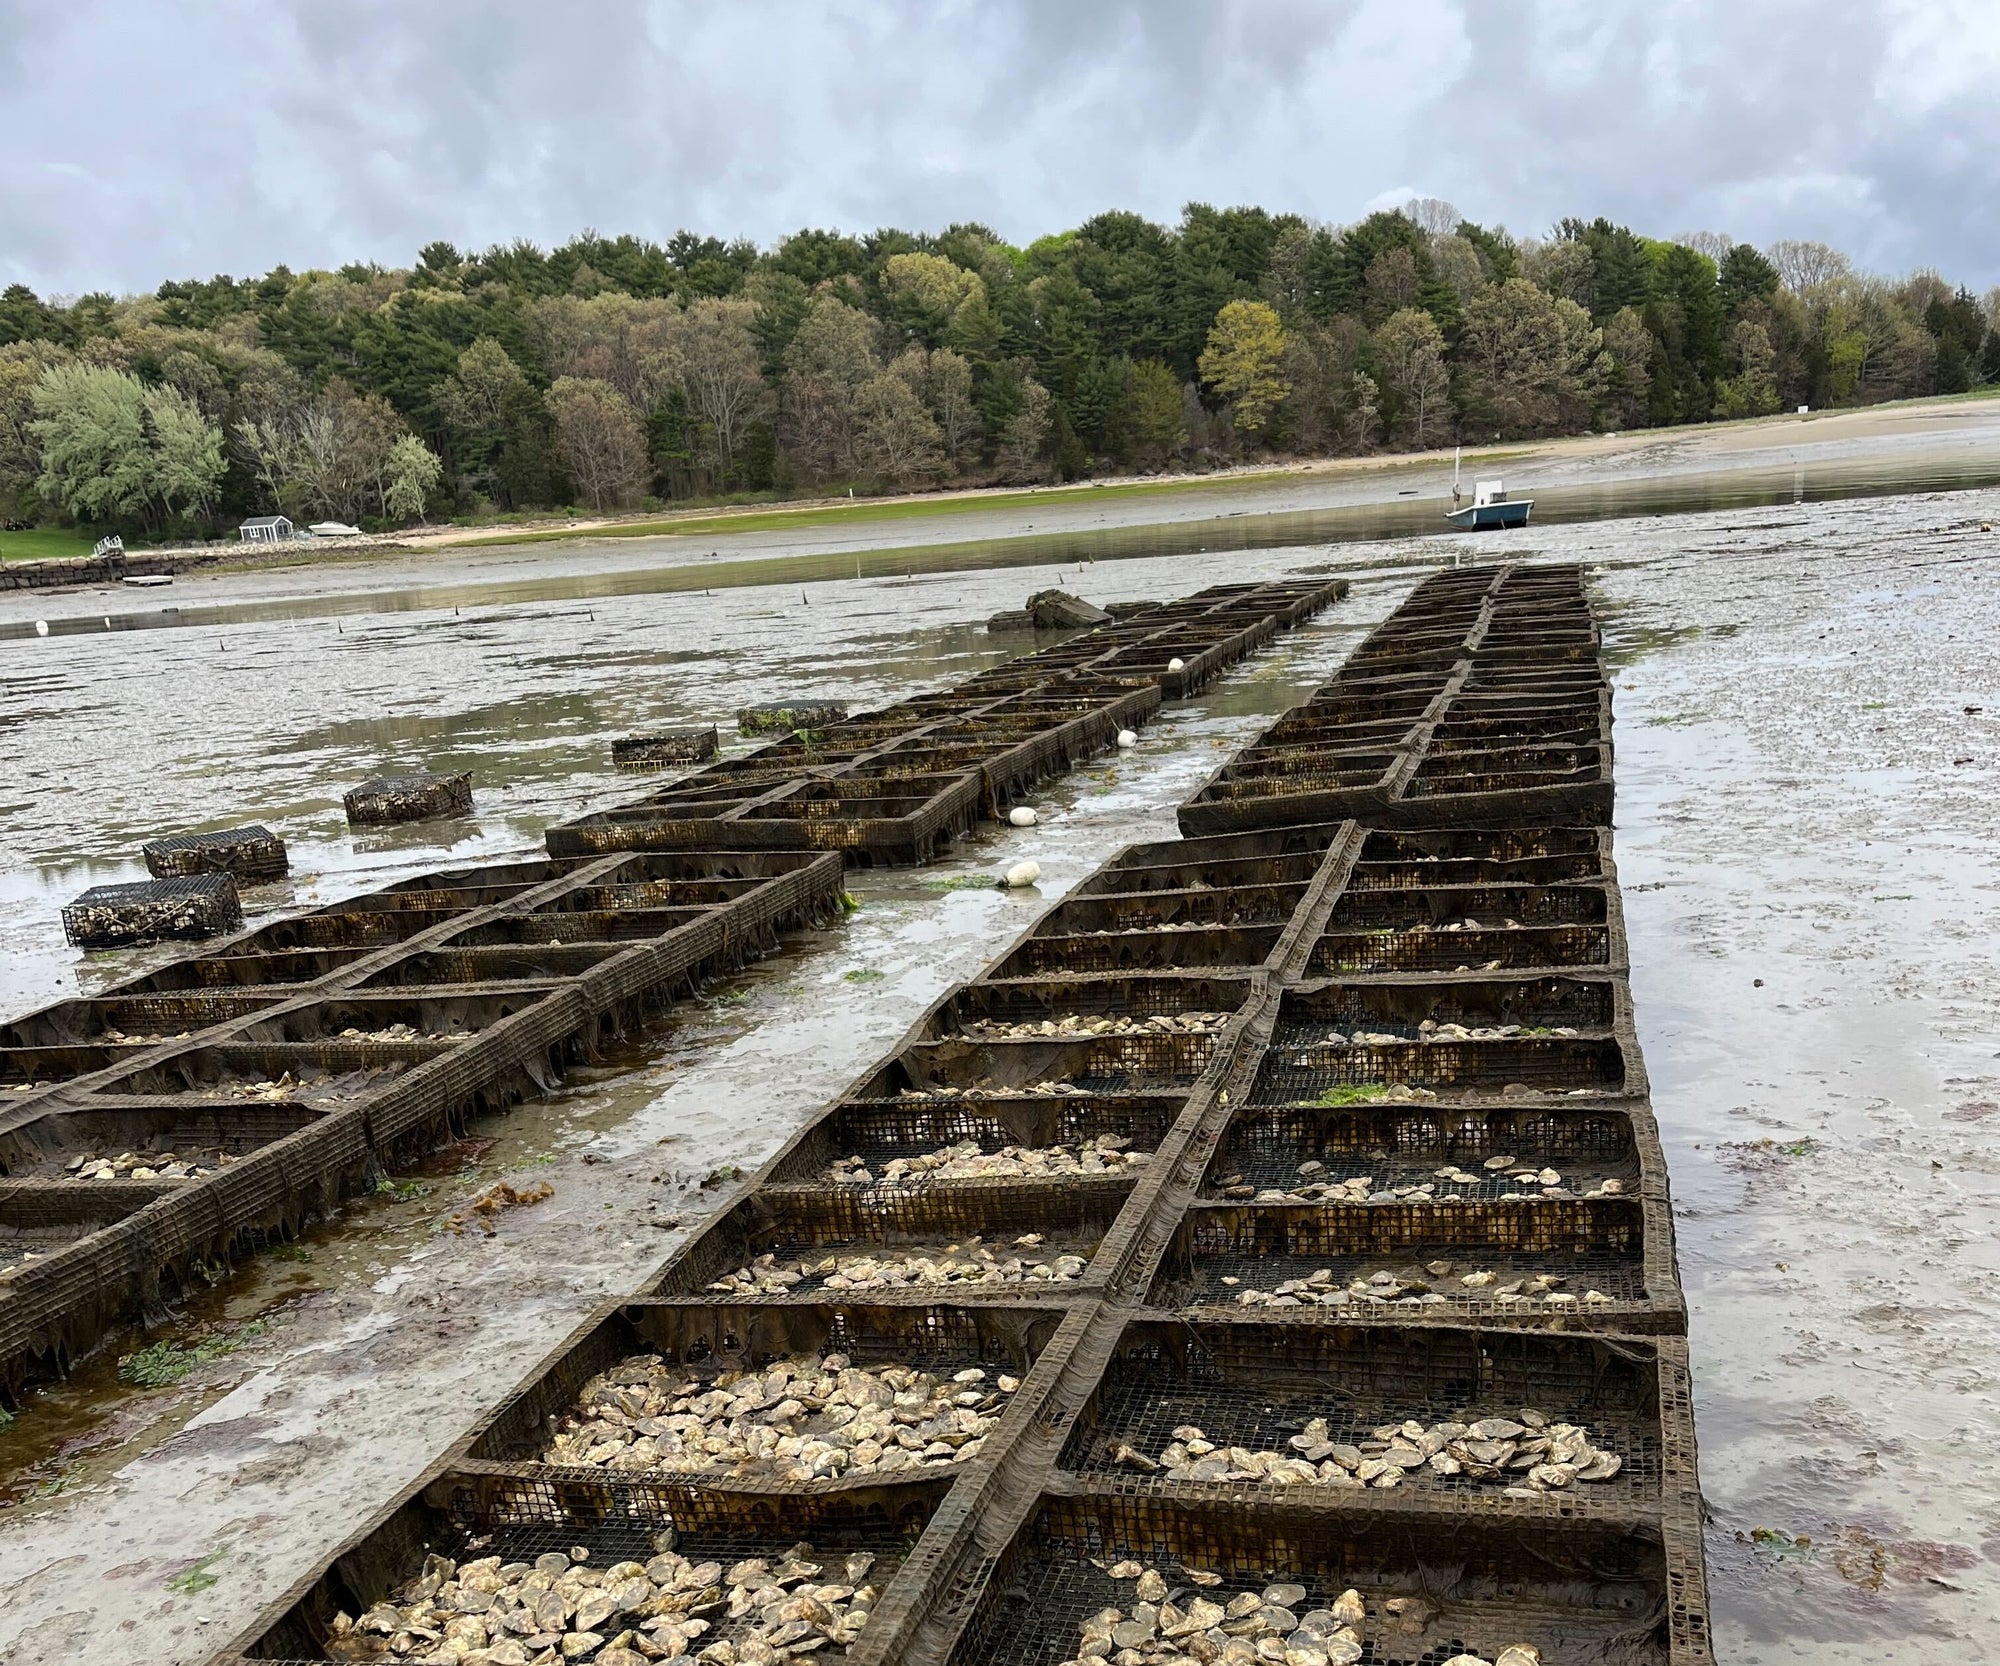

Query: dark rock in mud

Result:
[989,589,1114,633]
[142,824,290,880]
[343,771,474,826]
[62,873,243,948]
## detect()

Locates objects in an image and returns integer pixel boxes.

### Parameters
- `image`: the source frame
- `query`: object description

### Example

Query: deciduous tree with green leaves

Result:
[1198,300,1289,435]
[32,363,224,530]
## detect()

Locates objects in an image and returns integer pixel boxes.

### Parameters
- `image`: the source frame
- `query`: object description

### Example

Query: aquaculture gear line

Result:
[548,581,1344,866]
[0,579,1343,1405]
[215,563,1711,1666]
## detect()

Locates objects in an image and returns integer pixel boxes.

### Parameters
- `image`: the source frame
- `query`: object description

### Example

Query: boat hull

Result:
[1446,499,1533,529]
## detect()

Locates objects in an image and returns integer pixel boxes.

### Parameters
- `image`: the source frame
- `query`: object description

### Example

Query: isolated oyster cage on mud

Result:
[343,771,475,826]
[142,824,292,880]
[59,873,244,949]
[612,726,721,768]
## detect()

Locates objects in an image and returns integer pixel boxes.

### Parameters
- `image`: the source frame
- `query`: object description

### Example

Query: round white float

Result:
[1003,860,1041,888]
[1116,729,1138,748]
[1008,806,1038,827]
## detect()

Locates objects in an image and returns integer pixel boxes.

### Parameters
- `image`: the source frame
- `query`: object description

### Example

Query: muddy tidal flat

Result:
[1,469,1999,1663]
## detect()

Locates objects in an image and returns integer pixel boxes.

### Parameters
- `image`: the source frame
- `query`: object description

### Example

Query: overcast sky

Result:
[5,0,1998,297]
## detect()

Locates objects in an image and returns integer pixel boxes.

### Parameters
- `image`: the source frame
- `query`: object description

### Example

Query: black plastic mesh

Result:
[1157,1199,1651,1314]
[952,1496,1670,1666]
[1059,1322,1662,1502]
[1311,925,1611,974]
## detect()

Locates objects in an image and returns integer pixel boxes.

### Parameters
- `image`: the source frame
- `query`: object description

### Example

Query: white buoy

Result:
[1008,806,1038,827]
[1003,860,1041,888]
[34,620,48,637]
[1116,729,1138,749]
[1167,657,1185,672]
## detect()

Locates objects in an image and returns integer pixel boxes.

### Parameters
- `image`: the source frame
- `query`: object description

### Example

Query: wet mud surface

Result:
[3,481,2000,1660]
[1596,499,2000,1664]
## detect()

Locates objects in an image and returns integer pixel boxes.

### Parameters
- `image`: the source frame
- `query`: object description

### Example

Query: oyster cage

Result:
[550,581,1348,867]
[211,563,1712,1666]
[61,873,243,949]
[343,771,475,826]
[612,726,721,767]
[142,824,291,880]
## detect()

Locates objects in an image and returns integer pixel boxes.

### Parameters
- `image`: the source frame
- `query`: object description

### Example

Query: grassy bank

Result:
[0,528,97,563]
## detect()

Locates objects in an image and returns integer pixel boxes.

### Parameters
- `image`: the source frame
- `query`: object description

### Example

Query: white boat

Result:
[1446,448,1532,529]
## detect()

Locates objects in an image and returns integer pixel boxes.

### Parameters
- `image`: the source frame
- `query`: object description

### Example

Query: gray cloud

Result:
[3,0,1997,295]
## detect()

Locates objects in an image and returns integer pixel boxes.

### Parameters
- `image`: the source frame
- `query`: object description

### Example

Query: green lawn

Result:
[0,527,98,562]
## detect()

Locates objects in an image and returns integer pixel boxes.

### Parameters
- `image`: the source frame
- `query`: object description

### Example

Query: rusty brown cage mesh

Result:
[0,1100,320,1179]
[1310,923,1612,975]
[1153,1197,1654,1315]
[1249,1040,1627,1097]
[213,563,1712,1666]
[877,1031,1230,1096]
[992,923,1287,978]
[1325,881,1609,928]
[612,726,721,767]
[342,771,473,825]
[0,988,289,1047]
[1071,850,1328,897]
[61,874,244,949]
[924,975,1257,1031]
[1275,975,1618,1030]
[653,1179,1128,1299]
[143,825,291,880]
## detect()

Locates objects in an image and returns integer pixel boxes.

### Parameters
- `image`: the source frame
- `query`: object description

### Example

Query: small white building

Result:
[239,515,294,544]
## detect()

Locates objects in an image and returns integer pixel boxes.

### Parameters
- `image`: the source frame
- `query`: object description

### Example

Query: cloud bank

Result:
[4,0,1998,294]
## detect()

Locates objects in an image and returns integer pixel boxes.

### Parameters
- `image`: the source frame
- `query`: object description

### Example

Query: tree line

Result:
[2,200,1995,539]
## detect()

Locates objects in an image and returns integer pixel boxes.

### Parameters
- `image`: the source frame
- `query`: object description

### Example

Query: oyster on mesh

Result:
[541,1350,1020,1481]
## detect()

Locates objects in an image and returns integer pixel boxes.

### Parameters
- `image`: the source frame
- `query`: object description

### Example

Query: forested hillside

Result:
[2,199,1992,539]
